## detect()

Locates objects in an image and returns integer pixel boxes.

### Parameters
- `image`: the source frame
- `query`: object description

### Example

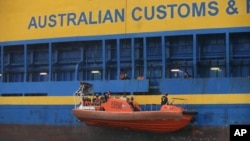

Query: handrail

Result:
[73,92,77,109]
[74,62,82,81]
[170,97,187,105]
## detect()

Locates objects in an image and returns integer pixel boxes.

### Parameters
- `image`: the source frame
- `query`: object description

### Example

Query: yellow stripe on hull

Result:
[0,96,75,105]
[134,94,250,105]
[0,94,250,105]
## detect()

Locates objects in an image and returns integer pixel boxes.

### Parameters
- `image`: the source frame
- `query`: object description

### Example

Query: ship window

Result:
[3,45,25,82]
[165,35,193,78]
[134,38,144,79]
[197,33,226,78]
[230,32,250,77]
[105,39,117,80]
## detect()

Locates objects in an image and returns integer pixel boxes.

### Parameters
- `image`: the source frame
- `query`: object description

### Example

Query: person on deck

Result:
[123,73,130,79]
[161,93,169,106]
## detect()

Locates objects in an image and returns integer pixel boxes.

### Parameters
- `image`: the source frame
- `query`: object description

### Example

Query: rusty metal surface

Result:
[0,124,229,141]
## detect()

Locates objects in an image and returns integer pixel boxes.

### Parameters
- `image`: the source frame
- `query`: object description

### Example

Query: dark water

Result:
[0,124,229,141]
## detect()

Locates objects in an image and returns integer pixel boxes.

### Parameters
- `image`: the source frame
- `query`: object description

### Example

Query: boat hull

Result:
[72,109,193,133]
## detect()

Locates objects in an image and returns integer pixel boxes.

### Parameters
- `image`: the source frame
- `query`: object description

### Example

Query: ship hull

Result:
[72,109,193,133]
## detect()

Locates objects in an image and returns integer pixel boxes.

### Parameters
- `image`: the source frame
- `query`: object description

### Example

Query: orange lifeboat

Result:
[72,82,197,133]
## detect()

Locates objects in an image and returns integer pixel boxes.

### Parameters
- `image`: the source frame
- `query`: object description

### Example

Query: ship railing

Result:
[73,92,96,109]
[73,91,82,109]
[142,98,188,111]
[73,82,94,109]
[170,98,187,104]
[170,98,188,109]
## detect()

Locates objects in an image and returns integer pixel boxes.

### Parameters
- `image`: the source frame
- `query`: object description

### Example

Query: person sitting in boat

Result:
[93,94,101,106]
[132,97,141,111]
[161,93,169,106]
[105,91,111,102]
[100,95,106,103]
[81,96,91,106]
[130,97,141,111]
[127,97,134,111]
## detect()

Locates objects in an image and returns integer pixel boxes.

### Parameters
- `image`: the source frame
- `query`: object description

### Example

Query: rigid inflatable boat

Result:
[72,82,197,133]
